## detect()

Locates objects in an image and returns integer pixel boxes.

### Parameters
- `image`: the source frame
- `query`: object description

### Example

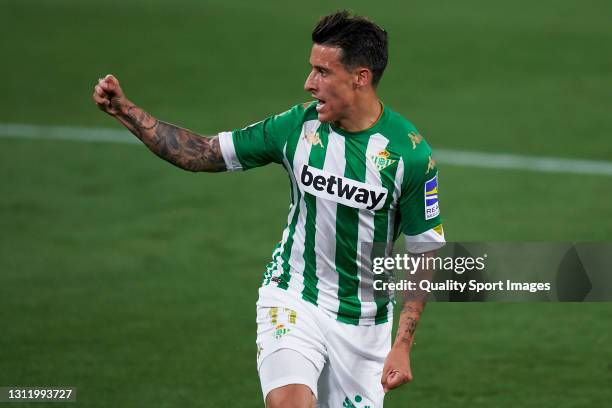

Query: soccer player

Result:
[92,10,444,408]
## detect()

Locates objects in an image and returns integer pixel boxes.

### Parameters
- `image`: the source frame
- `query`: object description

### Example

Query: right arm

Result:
[92,75,225,172]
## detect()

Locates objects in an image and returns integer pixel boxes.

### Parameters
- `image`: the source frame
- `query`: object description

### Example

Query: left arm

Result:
[381,251,433,393]
[381,300,424,392]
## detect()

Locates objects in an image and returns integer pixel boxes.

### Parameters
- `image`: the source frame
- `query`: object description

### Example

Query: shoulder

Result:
[264,101,319,132]
[382,106,433,169]
[279,101,318,122]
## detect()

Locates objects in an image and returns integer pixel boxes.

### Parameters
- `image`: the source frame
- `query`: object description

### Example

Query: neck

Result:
[334,94,382,133]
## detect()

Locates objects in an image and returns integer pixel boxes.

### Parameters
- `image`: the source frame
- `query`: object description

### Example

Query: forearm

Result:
[381,298,425,392]
[112,99,225,172]
[393,300,425,351]
[392,250,435,350]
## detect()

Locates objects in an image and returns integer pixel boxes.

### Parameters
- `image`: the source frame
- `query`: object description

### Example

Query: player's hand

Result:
[381,346,413,393]
[92,74,127,116]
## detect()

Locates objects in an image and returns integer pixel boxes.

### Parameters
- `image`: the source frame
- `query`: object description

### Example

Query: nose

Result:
[304,70,315,93]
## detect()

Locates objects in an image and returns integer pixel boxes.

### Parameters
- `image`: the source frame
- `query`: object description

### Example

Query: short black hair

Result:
[312,10,388,87]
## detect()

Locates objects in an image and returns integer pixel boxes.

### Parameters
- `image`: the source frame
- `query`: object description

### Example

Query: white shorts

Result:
[256,286,392,407]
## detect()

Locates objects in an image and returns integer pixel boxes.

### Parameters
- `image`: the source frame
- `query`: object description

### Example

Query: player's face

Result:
[304,44,357,124]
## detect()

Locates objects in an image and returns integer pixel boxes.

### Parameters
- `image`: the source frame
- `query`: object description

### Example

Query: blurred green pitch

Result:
[1,0,611,407]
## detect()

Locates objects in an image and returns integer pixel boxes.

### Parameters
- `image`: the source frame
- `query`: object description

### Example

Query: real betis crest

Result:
[370,149,396,172]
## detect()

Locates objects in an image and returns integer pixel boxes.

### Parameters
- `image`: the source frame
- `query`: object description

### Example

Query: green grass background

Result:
[1,0,611,407]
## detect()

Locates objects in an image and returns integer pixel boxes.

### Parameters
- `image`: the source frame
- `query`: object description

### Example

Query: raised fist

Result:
[92,74,127,116]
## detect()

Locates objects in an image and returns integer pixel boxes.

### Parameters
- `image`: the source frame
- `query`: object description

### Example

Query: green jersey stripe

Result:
[276,127,306,289]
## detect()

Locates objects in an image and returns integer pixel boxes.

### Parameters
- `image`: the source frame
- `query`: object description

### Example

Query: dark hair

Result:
[312,10,388,87]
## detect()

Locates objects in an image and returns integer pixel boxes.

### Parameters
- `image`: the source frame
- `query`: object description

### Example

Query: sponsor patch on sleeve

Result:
[424,173,440,220]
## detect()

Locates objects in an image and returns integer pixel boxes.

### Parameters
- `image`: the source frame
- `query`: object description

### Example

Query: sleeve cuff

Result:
[404,226,446,254]
[218,131,243,172]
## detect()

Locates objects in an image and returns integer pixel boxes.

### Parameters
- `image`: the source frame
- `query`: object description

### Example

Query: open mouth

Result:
[315,98,326,112]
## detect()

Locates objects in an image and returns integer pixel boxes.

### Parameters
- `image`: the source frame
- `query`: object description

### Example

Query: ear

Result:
[354,67,373,89]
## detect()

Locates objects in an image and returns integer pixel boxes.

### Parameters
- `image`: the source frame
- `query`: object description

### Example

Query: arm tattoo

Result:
[395,301,425,347]
[116,103,226,172]
[393,252,433,349]
[399,317,418,345]
[150,122,225,172]
[126,106,159,131]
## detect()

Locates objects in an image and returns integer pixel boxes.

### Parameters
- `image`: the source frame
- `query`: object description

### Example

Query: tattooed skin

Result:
[395,301,425,348]
[391,252,435,349]
[112,99,226,172]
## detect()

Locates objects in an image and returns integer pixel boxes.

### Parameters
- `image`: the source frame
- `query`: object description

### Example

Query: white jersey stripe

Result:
[313,129,345,316]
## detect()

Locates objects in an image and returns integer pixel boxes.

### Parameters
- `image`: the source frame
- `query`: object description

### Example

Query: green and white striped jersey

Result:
[218,102,444,325]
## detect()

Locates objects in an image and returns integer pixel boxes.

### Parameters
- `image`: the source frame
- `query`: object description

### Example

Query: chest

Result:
[287,123,402,212]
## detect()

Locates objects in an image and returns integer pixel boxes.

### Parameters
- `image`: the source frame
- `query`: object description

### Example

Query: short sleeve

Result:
[218,104,305,171]
[398,145,445,253]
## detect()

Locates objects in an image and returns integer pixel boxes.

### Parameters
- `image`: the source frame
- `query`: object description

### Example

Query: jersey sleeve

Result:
[217,104,305,171]
[398,141,446,254]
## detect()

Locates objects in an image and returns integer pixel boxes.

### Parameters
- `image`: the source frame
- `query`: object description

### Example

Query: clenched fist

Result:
[381,346,413,393]
[92,74,127,116]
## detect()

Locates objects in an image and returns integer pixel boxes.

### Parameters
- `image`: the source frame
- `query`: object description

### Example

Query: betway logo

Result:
[299,165,387,211]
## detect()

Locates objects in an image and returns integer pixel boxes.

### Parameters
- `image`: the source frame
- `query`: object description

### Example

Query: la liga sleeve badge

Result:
[424,173,440,220]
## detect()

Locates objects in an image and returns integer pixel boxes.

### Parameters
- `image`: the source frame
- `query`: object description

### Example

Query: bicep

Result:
[219,108,299,171]
[398,158,445,253]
